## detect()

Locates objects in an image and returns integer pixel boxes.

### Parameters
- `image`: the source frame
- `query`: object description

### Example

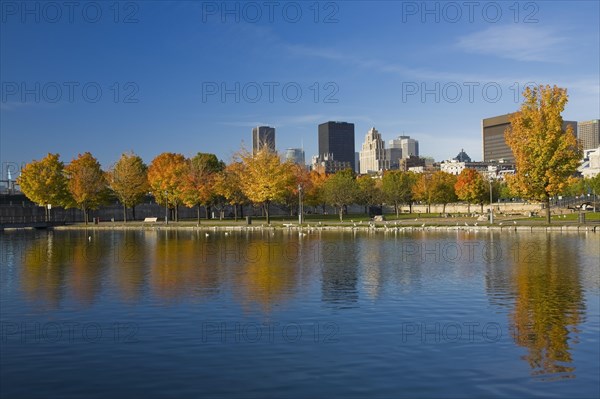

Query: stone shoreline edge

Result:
[14,224,596,233]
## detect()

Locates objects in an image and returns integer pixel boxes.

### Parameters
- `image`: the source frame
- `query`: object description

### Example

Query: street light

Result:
[164,190,168,224]
[298,184,303,224]
[489,176,494,224]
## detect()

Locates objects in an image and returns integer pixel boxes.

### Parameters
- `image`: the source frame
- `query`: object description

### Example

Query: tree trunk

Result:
[546,195,551,224]
[480,203,483,213]
[234,204,238,222]
[132,205,136,221]
[264,202,270,224]
[83,207,88,225]
[467,203,470,214]
[427,203,430,213]
[206,205,210,220]
[395,203,399,217]
[443,203,446,214]
[339,206,344,222]
[45,206,49,222]
[175,205,179,222]
[197,205,201,224]
[123,204,127,223]
[409,202,413,214]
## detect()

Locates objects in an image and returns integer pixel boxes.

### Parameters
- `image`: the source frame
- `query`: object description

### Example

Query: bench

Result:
[144,217,158,222]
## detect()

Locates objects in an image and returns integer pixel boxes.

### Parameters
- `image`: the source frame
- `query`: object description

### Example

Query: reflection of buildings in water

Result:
[358,238,384,300]
[580,236,600,291]
[483,235,517,310]
[486,234,586,379]
[320,238,359,308]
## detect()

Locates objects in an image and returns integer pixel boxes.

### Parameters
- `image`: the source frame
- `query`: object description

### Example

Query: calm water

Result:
[1,229,599,398]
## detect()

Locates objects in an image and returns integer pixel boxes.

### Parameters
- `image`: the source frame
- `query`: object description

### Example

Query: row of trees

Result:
[17,145,599,225]
[15,86,599,224]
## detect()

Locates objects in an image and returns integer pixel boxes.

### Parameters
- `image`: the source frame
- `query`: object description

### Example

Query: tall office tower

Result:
[318,121,356,171]
[359,128,387,174]
[578,120,600,150]
[482,113,578,162]
[252,126,276,155]
[284,148,305,165]
[389,135,419,159]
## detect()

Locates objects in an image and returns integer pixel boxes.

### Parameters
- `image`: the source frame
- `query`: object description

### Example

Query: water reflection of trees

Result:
[151,230,221,302]
[20,230,110,308]
[111,230,148,302]
[233,236,300,313]
[21,231,68,309]
[486,234,586,380]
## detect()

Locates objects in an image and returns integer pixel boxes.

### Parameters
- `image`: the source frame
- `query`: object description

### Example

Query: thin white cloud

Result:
[456,25,568,63]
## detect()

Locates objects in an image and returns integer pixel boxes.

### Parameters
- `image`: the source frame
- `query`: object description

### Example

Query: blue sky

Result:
[1,1,599,174]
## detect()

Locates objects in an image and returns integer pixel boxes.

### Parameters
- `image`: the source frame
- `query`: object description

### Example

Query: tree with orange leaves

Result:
[304,170,328,214]
[147,152,187,222]
[454,168,487,213]
[65,152,109,224]
[180,152,224,223]
[505,85,582,223]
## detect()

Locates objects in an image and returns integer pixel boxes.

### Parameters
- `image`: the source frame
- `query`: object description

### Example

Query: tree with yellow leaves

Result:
[213,161,247,221]
[106,152,149,222]
[147,152,187,222]
[65,152,109,224]
[17,153,70,221]
[239,147,294,224]
[505,85,582,223]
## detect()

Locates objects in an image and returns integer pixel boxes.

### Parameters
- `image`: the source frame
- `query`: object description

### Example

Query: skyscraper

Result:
[318,122,355,172]
[252,126,276,155]
[389,135,419,159]
[578,119,600,150]
[359,127,386,174]
[284,148,305,165]
[482,113,577,162]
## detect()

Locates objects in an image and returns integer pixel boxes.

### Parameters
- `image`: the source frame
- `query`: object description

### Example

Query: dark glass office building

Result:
[318,121,355,172]
[252,126,276,155]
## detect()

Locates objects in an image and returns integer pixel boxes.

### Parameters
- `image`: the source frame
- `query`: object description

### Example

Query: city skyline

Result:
[1,2,598,170]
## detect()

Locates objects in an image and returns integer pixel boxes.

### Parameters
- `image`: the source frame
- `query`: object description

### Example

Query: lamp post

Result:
[164,191,168,224]
[489,176,494,224]
[298,184,303,224]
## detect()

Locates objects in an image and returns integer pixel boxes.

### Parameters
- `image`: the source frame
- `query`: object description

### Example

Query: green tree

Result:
[505,85,582,223]
[431,171,458,214]
[382,170,417,216]
[356,175,382,215]
[65,152,109,224]
[106,152,149,222]
[147,152,187,222]
[17,153,70,221]
[239,147,294,224]
[322,169,359,221]
[454,168,487,213]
